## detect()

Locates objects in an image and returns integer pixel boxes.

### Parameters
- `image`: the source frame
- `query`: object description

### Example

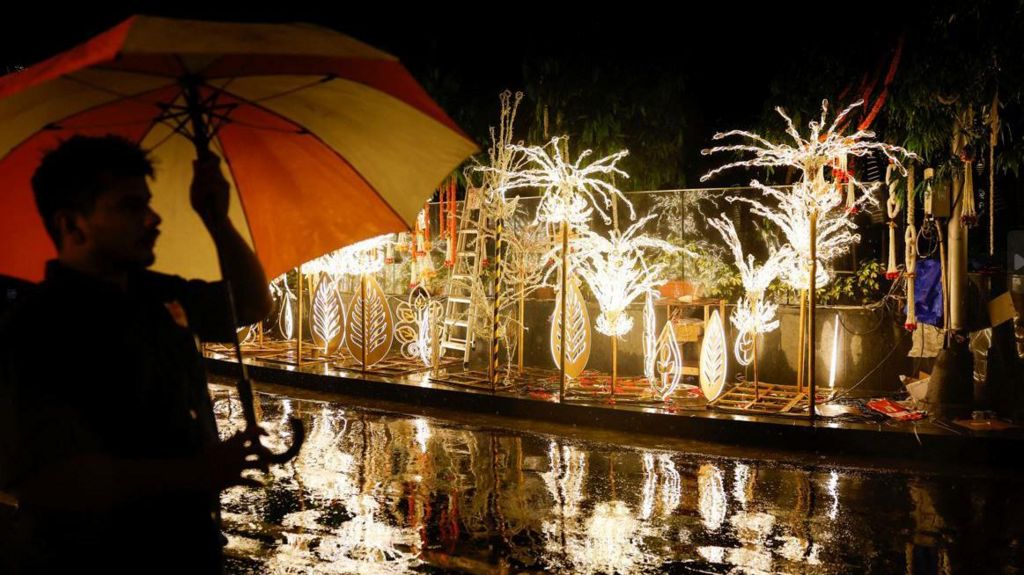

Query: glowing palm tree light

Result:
[574,215,678,398]
[702,100,915,412]
[493,136,632,400]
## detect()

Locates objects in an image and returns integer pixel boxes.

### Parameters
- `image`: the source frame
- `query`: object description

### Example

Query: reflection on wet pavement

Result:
[214,386,1023,574]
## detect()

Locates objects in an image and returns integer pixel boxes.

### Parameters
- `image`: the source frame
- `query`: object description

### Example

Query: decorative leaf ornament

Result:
[311,274,345,354]
[346,275,394,367]
[395,287,442,366]
[550,275,591,379]
[653,321,683,400]
[699,310,728,401]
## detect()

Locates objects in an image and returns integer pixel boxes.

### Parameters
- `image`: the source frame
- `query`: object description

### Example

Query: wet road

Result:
[213,385,1023,574]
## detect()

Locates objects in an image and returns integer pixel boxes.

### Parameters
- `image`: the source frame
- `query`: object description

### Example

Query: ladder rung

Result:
[442,341,467,351]
[450,274,472,281]
[457,251,476,258]
[444,319,469,327]
[448,296,471,304]
[458,229,477,235]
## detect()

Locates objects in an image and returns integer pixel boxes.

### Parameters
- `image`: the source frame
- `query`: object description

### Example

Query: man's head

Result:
[32,135,161,272]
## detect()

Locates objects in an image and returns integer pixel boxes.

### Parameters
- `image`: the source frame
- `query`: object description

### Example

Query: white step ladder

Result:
[439,188,487,364]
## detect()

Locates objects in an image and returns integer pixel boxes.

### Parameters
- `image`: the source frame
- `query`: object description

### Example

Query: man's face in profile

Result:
[78,174,162,270]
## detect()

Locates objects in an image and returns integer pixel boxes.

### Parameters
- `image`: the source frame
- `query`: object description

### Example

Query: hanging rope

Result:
[989,89,1000,255]
[885,163,902,280]
[904,163,917,331]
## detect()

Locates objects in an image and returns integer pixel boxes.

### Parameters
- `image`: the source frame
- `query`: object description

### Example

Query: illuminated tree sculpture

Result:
[702,100,914,410]
[492,136,632,399]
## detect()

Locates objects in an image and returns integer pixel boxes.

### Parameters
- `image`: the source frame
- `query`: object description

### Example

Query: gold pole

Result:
[297,265,303,366]
[360,274,368,372]
[796,289,807,393]
[610,336,618,401]
[257,320,264,347]
[559,221,568,401]
[752,323,760,402]
[518,269,525,373]
[808,212,818,422]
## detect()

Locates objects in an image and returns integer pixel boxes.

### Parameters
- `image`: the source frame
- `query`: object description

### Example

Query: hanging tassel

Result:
[923,168,935,217]
[385,241,395,265]
[989,89,1000,255]
[961,160,977,227]
[904,163,917,331]
[885,164,902,280]
[422,202,432,251]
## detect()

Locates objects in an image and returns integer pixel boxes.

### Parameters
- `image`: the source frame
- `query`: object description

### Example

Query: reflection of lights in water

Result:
[829,318,840,389]
[698,464,727,531]
[541,442,587,519]
[267,494,421,574]
[413,418,431,454]
[567,501,645,575]
[640,454,657,520]
[733,463,750,508]
[776,535,822,565]
[698,546,726,564]
[641,453,681,521]
[658,455,681,515]
[828,470,840,520]
[731,511,776,543]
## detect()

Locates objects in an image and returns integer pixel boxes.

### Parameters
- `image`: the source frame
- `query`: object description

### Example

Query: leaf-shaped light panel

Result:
[279,291,295,341]
[311,275,345,354]
[699,310,728,401]
[346,275,394,367]
[642,293,657,385]
[653,321,683,400]
[550,275,591,379]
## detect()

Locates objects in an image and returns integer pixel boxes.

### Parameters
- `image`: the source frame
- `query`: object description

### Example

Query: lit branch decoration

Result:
[574,214,679,337]
[707,215,787,366]
[494,136,633,226]
[701,99,915,190]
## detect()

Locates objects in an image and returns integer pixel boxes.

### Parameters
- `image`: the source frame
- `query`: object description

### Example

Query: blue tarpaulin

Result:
[911,258,943,327]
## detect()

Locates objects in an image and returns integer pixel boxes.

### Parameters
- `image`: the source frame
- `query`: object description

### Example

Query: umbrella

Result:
[0,15,479,283]
[0,15,480,462]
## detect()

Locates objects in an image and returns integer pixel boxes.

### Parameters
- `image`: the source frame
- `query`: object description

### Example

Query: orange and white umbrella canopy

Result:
[0,16,478,282]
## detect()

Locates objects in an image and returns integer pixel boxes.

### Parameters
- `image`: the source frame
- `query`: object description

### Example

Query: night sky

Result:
[2,3,911,182]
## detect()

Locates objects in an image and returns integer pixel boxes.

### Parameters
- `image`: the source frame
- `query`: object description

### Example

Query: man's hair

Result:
[31,135,154,245]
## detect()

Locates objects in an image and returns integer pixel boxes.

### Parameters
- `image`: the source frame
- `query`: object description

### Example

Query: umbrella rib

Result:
[63,70,173,107]
[244,76,336,104]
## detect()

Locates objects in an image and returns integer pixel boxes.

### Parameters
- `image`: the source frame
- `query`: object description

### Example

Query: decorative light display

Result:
[643,293,658,385]
[496,136,633,226]
[345,275,394,368]
[828,317,841,390]
[698,463,727,532]
[395,287,442,367]
[574,214,678,337]
[311,274,345,354]
[702,99,914,404]
[550,276,592,379]
[654,321,684,401]
[270,274,296,340]
[699,310,728,401]
[707,215,787,367]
